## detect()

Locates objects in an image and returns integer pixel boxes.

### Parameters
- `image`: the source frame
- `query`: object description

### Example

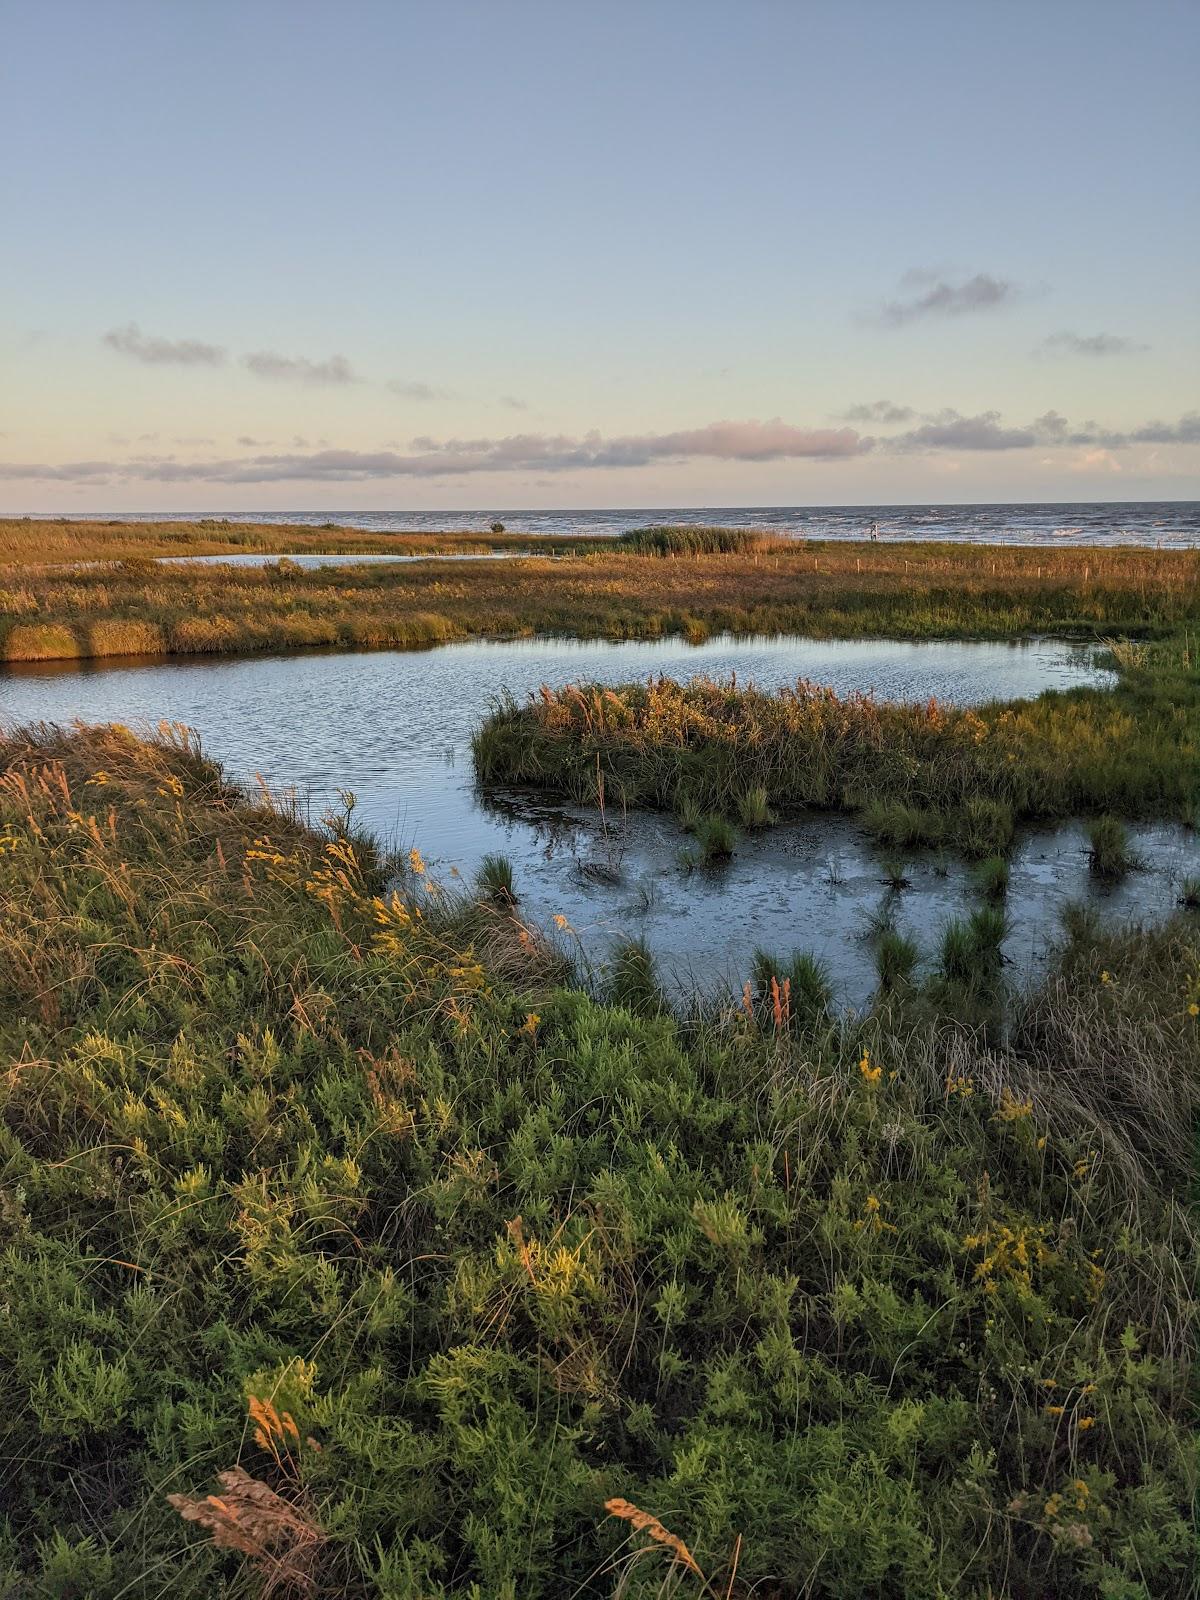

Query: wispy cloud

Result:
[243,350,359,385]
[0,418,867,484]
[103,322,226,366]
[1035,331,1148,358]
[387,379,451,402]
[887,407,1200,452]
[5,409,1196,486]
[876,272,1018,327]
[498,394,528,411]
[841,400,915,423]
[890,410,1038,451]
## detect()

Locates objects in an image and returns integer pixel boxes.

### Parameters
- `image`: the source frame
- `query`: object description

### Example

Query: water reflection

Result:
[3,630,1190,1005]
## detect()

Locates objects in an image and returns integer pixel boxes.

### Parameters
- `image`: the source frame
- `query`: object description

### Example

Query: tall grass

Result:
[616,525,783,555]
[474,642,1200,843]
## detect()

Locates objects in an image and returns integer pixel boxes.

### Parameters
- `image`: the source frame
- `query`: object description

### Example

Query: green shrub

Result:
[0,724,1195,1599]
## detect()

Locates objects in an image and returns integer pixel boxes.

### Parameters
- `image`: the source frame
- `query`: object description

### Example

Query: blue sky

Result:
[1,0,1197,510]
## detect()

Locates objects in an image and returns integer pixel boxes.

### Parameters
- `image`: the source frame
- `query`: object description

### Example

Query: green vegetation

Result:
[615,525,781,556]
[1,723,1197,1597]
[0,516,587,567]
[604,934,665,1017]
[473,634,1200,846]
[695,812,737,863]
[2,520,1197,664]
[874,927,921,990]
[1088,816,1138,881]
[750,947,833,1023]
[974,854,1011,899]
[476,850,518,904]
[736,783,776,829]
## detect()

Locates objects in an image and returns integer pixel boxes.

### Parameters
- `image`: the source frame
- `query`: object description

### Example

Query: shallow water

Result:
[39,500,1200,547]
[154,550,537,568]
[4,632,1193,1006]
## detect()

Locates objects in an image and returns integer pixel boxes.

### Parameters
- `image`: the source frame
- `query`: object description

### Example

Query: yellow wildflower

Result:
[994,1088,1034,1122]
[859,1049,882,1084]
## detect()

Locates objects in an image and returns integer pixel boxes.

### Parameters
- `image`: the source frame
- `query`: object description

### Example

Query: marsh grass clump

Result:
[879,857,911,890]
[1088,815,1137,880]
[974,854,1011,899]
[956,797,1015,858]
[606,935,665,1016]
[937,905,1008,989]
[736,783,776,829]
[1178,875,1200,910]
[695,812,736,863]
[476,851,517,903]
[874,928,921,990]
[751,947,833,1022]
[861,800,944,849]
[616,525,778,556]
[674,789,703,833]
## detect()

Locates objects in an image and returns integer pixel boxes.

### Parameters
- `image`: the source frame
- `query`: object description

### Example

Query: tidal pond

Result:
[5,631,1193,1007]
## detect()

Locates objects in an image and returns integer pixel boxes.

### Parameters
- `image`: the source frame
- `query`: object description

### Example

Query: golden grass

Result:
[2,524,1197,663]
[0,516,593,567]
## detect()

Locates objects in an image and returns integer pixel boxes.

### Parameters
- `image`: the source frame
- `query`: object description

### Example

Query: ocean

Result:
[39,501,1200,547]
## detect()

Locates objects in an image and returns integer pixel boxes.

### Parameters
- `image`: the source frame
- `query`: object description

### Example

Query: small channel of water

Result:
[4,632,1193,1007]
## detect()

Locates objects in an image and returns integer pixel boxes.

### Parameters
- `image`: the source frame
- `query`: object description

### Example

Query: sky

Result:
[1,0,1198,512]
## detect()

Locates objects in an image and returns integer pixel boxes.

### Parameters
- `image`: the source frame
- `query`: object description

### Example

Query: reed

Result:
[473,640,1200,846]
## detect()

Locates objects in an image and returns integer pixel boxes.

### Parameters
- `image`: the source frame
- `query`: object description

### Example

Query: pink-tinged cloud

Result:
[3,409,1197,486]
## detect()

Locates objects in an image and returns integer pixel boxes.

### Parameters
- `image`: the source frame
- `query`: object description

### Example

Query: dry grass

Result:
[0,516,589,567]
[1,522,1197,663]
[168,1469,324,1597]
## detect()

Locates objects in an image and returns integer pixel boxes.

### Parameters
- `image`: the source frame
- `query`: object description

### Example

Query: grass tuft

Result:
[1088,816,1137,880]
